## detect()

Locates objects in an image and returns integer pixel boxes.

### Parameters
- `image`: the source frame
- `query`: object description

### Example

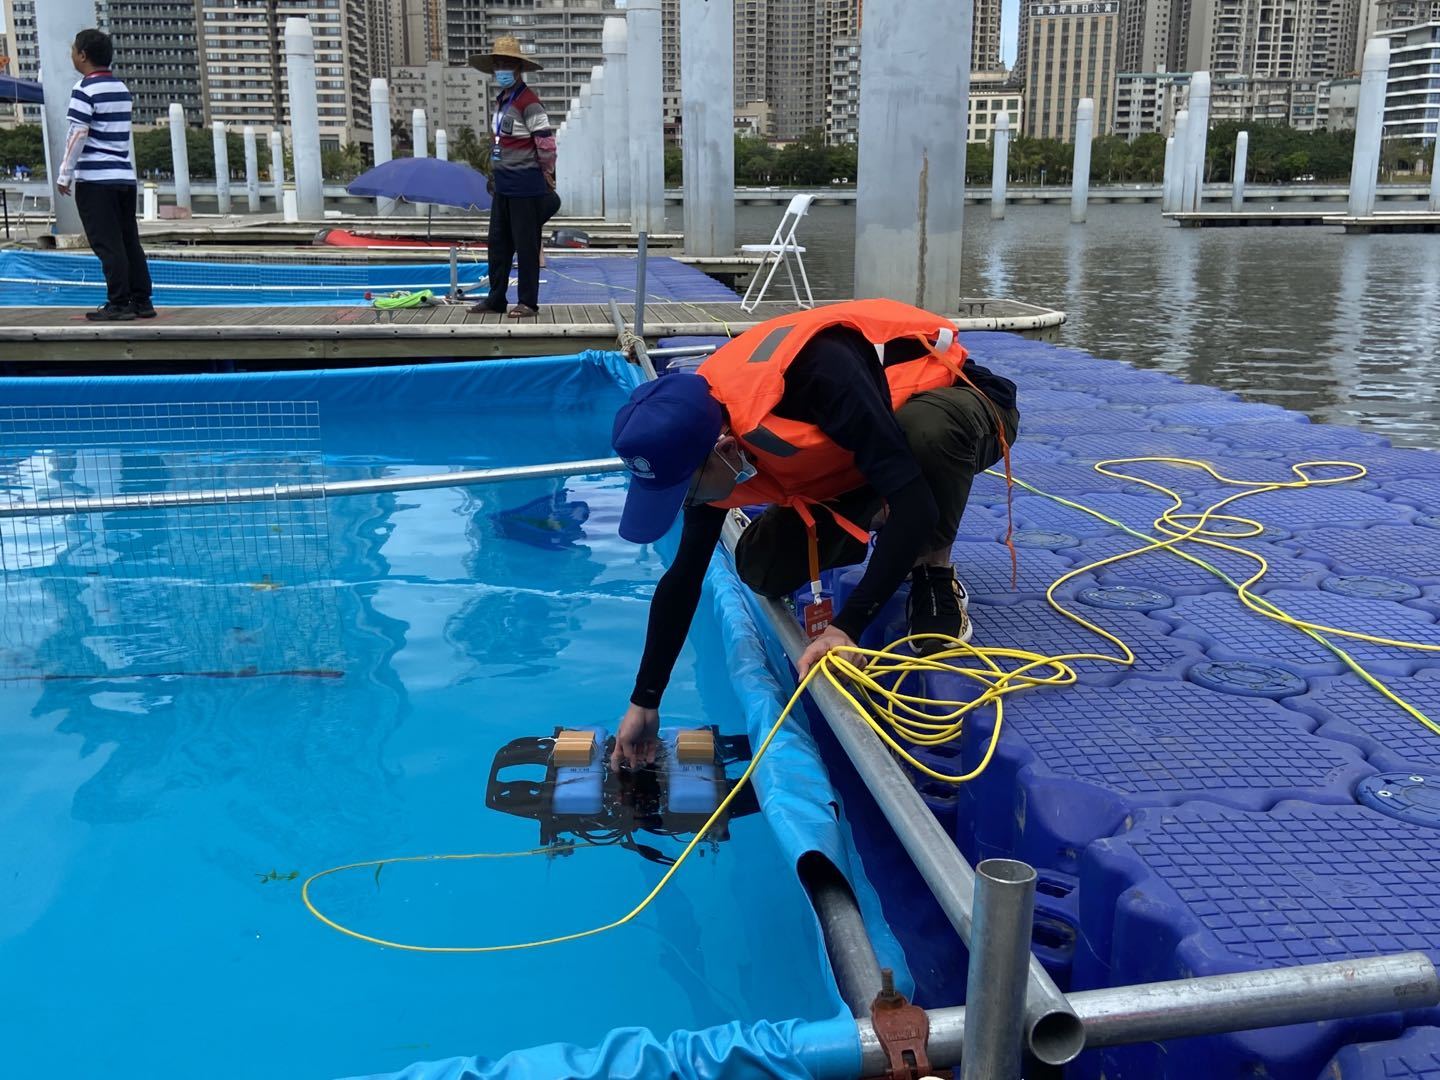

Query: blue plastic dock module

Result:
[1320,1026,1440,1079]
[1290,670,1440,773]
[1285,525,1440,587]
[1066,532,1331,596]
[954,677,1373,877]
[1072,801,1440,1080]
[1155,588,1440,678]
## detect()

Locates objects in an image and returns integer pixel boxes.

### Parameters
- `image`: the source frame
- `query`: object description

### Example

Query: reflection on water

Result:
[738,202,1440,448]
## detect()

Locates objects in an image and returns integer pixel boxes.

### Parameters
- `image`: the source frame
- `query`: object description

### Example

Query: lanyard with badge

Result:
[492,87,519,163]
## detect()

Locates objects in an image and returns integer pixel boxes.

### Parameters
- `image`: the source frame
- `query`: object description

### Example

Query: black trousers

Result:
[734,386,1021,598]
[484,190,562,310]
[75,182,151,307]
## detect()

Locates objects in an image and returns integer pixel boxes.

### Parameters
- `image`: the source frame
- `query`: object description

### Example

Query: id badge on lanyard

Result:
[800,524,834,640]
[493,88,516,162]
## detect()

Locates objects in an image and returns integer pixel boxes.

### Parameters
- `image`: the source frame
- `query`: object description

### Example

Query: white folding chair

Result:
[740,193,816,312]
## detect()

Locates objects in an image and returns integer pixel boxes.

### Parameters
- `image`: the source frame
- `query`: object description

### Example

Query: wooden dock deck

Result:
[0,298,1065,365]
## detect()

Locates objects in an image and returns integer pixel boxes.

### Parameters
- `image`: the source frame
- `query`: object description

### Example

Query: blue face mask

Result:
[495,70,517,90]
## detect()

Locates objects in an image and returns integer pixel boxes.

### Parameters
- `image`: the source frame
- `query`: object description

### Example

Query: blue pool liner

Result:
[339,1016,861,1080]
[0,250,738,307]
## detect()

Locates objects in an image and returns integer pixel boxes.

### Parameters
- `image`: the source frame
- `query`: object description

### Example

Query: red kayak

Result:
[315,228,486,251]
[317,227,592,250]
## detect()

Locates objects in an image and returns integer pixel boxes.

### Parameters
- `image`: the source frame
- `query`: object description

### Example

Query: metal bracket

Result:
[868,969,934,1080]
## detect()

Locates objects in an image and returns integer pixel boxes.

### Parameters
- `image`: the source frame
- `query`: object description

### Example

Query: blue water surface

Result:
[0,400,835,1078]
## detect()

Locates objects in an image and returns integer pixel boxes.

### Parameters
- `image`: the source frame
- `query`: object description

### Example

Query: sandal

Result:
[507,304,539,318]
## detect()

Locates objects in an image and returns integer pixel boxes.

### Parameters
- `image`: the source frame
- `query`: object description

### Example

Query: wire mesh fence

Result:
[0,402,341,682]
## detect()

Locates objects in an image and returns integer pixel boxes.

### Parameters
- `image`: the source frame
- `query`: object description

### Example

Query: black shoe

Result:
[906,564,973,654]
[131,301,157,319]
[85,303,136,322]
[468,299,506,315]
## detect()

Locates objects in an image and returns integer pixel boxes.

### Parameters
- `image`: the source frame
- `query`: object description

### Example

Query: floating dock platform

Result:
[0,250,1064,364]
[780,329,1440,1080]
[1170,209,1440,231]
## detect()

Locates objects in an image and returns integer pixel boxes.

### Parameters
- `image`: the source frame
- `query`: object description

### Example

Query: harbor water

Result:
[734,202,1440,449]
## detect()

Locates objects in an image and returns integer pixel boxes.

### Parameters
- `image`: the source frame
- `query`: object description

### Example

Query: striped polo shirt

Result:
[66,70,137,186]
[492,82,556,198]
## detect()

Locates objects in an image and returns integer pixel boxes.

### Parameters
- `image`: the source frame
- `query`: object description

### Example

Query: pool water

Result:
[0,400,835,1078]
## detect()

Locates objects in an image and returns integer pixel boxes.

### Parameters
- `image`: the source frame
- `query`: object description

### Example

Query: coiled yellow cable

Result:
[301,455,1438,951]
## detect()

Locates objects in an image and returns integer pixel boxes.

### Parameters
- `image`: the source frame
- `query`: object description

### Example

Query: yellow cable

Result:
[302,454,1439,951]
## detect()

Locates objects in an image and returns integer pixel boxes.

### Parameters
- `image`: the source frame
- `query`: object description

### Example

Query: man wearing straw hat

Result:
[469,36,561,320]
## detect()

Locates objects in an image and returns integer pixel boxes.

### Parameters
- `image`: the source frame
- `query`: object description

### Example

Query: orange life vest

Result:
[698,299,969,529]
[697,298,1018,591]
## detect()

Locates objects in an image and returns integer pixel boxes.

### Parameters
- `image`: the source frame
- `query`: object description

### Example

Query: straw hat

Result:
[468,35,543,74]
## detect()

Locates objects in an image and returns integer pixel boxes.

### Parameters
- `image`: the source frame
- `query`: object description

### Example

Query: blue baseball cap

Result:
[612,374,723,543]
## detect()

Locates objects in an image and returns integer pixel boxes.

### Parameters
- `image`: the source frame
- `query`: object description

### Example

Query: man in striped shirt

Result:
[57,28,153,322]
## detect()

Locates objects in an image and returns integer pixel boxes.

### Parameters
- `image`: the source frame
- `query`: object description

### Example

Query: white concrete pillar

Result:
[1232,130,1248,212]
[561,104,579,209]
[370,78,396,216]
[212,122,232,215]
[1349,37,1391,218]
[143,182,158,221]
[411,107,429,217]
[1182,72,1211,213]
[1166,111,1189,214]
[680,0,735,253]
[34,0,94,234]
[284,17,324,220]
[991,111,1009,221]
[1162,136,1176,213]
[855,0,973,309]
[603,16,634,225]
[436,129,448,161]
[269,130,285,209]
[576,84,595,218]
[589,66,607,217]
[1071,98,1094,224]
[243,126,261,212]
[1430,138,1440,212]
[627,0,666,233]
[167,104,192,210]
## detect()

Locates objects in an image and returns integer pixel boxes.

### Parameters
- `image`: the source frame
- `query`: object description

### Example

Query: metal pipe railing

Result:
[961,860,1038,1079]
[855,951,1440,1075]
[0,457,628,518]
[720,515,1086,1068]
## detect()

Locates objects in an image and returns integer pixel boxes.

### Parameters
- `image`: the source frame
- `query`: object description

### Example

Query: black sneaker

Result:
[905,565,973,653]
[85,303,136,322]
[131,301,157,319]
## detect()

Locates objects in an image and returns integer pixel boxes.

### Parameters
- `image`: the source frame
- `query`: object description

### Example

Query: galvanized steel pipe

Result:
[961,860,1038,1079]
[728,535,1084,1067]
[855,951,1440,1074]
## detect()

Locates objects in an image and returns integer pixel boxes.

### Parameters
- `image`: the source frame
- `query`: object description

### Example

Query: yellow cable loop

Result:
[302,455,1439,952]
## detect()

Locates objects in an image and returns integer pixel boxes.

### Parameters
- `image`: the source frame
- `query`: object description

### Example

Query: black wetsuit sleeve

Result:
[630,503,727,709]
[779,333,939,641]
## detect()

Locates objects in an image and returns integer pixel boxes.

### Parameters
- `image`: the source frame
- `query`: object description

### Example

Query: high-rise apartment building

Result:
[825,0,860,144]
[445,0,616,128]
[973,0,1005,70]
[197,0,372,150]
[1023,0,1120,140]
[370,0,395,80]
[1185,0,1363,80]
[1383,19,1440,139]
[1113,69,1191,139]
[397,0,447,64]
[1376,0,1440,28]
[95,0,205,126]
[390,59,486,135]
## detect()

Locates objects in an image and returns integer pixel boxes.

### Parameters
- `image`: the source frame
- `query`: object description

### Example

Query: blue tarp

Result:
[0,351,903,1080]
